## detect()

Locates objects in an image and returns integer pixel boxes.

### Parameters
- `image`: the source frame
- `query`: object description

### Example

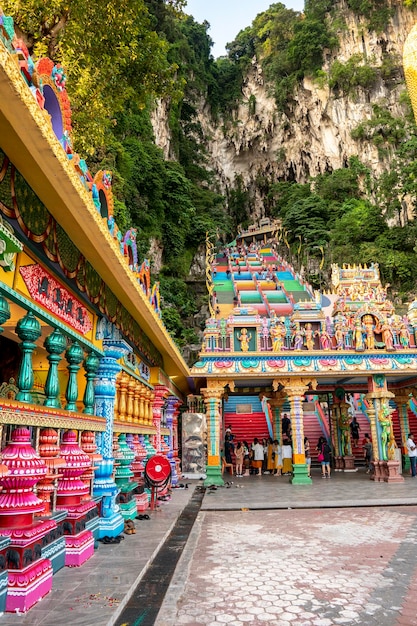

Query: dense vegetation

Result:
[4,0,417,349]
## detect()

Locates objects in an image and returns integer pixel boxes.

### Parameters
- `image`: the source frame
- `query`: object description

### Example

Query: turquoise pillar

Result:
[0,295,10,331]
[44,328,66,408]
[15,311,41,402]
[165,396,179,485]
[65,342,84,411]
[94,337,131,538]
[83,352,100,414]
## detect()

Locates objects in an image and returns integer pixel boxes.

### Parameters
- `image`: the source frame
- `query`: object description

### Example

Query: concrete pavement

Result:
[2,469,417,625]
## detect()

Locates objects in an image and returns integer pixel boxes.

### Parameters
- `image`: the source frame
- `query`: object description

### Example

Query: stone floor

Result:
[156,505,417,626]
[0,487,193,626]
[3,469,417,626]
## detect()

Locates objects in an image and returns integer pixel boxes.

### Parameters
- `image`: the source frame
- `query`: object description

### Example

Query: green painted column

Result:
[65,342,84,411]
[202,385,224,486]
[83,352,100,414]
[15,311,41,402]
[44,328,66,408]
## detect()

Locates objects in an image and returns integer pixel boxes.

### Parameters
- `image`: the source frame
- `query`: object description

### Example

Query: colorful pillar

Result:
[65,342,84,411]
[201,382,227,486]
[267,390,287,442]
[152,386,167,453]
[284,377,315,485]
[15,311,41,403]
[43,328,66,408]
[93,337,131,538]
[365,375,403,483]
[165,395,181,485]
[83,353,100,415]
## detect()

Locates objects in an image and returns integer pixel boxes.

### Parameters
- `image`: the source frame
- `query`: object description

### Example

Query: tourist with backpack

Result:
[317,436,332,478]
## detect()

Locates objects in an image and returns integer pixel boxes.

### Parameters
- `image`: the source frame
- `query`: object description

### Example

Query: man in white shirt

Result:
[406,433,417,477]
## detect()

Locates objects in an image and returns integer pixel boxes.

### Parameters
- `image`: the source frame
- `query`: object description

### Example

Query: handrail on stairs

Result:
[314,398,330,439]
[261,396,274,440]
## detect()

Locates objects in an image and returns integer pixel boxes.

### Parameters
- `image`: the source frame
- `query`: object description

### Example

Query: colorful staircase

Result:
[223,396,269,445]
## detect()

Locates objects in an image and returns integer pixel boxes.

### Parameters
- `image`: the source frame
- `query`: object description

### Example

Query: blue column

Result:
[93,338,131,538]
[166,396,179,485]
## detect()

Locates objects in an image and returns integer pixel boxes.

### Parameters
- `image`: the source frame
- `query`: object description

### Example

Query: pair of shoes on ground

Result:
[136,514,150,520]
[124,520,136,535]
[99,535,124,544]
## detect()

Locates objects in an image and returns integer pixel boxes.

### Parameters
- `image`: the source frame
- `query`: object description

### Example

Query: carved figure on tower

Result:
[353,318,364,351]
[271,322,286,352]
[237,328,251,352]
[399,323,410,349]
[304,323,315,351]
[377,318,395,351]
[339,408,351,456]
[363,315,376,350]
[292,325,304,350]
[334,323,345,350]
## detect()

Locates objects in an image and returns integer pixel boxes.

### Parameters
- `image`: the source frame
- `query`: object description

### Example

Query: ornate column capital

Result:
[265,390,287,409]
[201,387,225,403]
[281,377,317,397]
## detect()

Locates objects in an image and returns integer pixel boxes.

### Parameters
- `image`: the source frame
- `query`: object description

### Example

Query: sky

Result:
[185,0,305,58]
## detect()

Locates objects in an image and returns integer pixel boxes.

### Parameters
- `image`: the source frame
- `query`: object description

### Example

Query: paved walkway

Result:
[201,467,417,511]
[156,471,417,626]
[2,470,417,625]
[0,488,194,626]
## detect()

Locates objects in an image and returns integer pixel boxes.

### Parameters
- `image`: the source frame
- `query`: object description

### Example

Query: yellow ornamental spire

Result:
[404,24,417,124]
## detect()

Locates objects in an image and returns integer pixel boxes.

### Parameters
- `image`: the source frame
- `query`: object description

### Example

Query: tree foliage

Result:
[4,0,180,153]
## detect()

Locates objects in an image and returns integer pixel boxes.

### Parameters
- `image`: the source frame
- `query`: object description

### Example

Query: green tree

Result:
[4,0,180,153]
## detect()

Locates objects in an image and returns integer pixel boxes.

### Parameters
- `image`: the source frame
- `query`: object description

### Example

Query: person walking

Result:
[406,433,417,477]
[363,435,373,474]
[350,416,360,448]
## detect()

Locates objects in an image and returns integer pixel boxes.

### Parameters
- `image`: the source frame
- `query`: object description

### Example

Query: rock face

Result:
[151,0,417,221]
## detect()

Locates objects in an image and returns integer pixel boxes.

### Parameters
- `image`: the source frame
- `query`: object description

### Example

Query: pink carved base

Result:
[6,558,52,613]
[371,460,404,483]
[334,456,344,471]
[135,492,149,512]
[343,455,357,472]
[64,529,94,567]
[382,460,404,483]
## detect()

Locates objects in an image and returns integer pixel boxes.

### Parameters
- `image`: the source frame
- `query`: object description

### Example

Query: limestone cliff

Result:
[152,0,417,221]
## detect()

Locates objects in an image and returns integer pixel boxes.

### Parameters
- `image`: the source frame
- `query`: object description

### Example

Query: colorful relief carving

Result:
[20,264,93,335]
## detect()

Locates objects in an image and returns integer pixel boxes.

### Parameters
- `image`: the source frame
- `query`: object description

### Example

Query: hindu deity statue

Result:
[399,324,410,349]
[378,401,394,461]
[270,322,286,352]
[304,323,315,351]
[378,318,395,351]
[237,328,251,352]
[318,327,331,350]
[363,315,376,350]
[334,323,345,350]
[353,318,364,351]
[339,408,351,456]
[292,325,304,350]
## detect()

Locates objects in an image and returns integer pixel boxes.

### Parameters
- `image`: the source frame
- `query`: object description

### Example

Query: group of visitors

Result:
[224,430,288,477]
